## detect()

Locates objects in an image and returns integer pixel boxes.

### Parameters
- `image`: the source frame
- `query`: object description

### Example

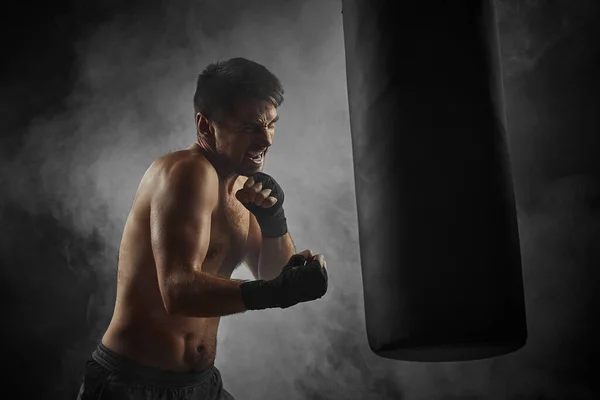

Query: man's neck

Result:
[189,141,241,194]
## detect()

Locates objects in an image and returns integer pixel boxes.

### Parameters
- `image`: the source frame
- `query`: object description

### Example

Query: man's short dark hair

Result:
[193,57,284,123]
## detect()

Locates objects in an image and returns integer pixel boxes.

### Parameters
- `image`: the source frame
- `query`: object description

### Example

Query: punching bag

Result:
[342,0,528,361]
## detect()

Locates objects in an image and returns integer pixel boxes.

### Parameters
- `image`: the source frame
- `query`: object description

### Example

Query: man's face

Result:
[213,98,278,176]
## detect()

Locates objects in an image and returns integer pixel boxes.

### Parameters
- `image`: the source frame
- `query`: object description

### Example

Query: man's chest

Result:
[205,193,253,275]
[214,194,250,243]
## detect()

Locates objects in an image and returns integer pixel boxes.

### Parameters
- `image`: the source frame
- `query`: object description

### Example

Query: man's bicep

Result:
[150,162,218,282]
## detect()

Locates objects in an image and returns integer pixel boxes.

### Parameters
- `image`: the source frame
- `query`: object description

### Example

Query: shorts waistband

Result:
[92,343,216,387]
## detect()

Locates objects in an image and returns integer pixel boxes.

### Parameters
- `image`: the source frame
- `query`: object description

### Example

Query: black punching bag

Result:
[342,0,528,361]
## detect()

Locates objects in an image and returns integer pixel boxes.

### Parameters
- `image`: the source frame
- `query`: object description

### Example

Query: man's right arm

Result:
[150,159,247,318]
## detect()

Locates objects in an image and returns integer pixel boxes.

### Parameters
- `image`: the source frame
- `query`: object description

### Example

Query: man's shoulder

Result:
[150,149,219,194]
[159,149,216,177]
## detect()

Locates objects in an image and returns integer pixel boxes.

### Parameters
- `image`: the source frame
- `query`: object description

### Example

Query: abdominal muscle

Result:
[103,302,221,373]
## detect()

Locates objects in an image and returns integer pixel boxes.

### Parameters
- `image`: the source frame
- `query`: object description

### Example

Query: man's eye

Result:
[244,126,256,132]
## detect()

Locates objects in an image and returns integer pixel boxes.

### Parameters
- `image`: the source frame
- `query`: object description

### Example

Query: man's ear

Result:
[195,113,215,138]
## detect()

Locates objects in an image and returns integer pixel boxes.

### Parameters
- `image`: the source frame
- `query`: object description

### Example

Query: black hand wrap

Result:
[240,254,329,310]
[242,172,288,237]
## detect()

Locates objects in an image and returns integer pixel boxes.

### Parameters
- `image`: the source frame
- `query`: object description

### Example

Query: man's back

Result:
[102,147,259,372]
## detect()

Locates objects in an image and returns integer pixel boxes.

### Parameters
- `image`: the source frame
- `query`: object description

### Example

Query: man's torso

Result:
[102,148,260,372]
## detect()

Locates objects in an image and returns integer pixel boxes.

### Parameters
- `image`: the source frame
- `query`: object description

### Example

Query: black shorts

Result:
[76,343,235,400]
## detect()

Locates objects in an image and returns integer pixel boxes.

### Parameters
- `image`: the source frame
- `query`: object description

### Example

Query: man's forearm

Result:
[165,233,296,317]
[259,233,296,280]
[164,271,249,318]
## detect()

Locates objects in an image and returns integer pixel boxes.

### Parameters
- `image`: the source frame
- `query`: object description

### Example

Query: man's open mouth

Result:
[246,149,265,163]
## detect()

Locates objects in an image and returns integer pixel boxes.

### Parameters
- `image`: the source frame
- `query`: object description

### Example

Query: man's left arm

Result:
[237,172,297,280]
[259,233,296,280]
[247,215,296,280]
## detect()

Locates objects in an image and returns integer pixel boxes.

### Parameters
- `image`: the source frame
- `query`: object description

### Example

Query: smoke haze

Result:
[0,0,598,399]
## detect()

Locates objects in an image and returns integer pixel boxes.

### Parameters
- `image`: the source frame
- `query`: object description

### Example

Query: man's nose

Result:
[256,128,273,146]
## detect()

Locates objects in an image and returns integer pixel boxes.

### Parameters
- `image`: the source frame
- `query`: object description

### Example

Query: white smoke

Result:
[2,0,598,398]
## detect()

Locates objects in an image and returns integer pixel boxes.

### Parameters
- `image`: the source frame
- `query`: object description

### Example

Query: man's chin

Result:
[238,166,262,177]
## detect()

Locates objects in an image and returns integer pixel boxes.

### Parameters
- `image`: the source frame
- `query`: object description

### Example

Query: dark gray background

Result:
[0,0,598,399]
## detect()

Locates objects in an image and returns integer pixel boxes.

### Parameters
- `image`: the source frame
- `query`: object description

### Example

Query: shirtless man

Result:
[77,58,329,400]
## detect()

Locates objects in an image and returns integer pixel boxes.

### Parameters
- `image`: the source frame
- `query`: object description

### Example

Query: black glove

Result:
[240,254,329,310]
[241,172,288,237]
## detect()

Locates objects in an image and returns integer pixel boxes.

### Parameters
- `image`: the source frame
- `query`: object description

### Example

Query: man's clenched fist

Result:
[236,172,287,237]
